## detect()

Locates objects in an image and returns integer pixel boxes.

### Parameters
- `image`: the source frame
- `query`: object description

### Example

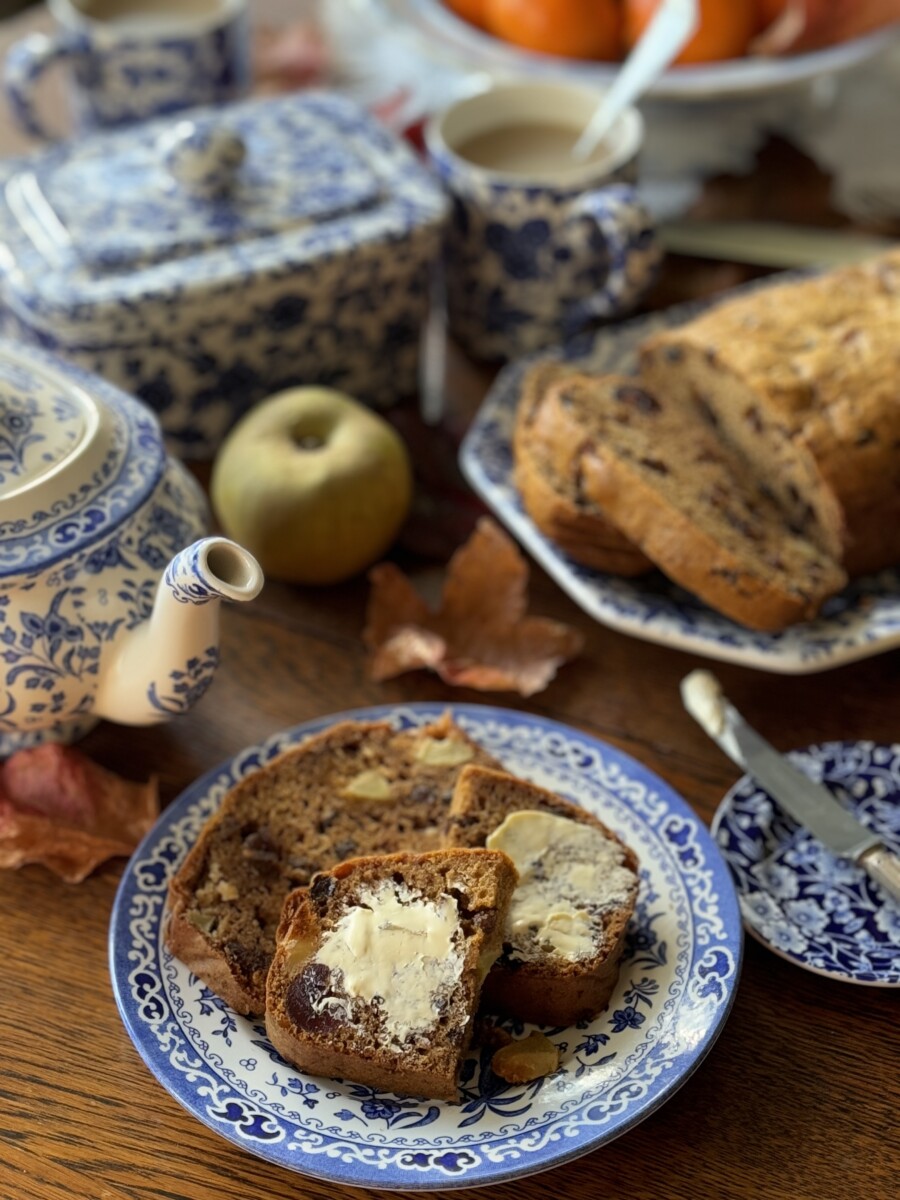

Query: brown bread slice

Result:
[638,254,900,574]
[165,714,501,1015]
[265,848,518,1100]
[444,765,639,1027]
[528,373,847,631]
[513,361,652,576]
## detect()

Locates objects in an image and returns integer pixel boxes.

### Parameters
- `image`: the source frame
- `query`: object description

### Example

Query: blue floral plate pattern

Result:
[459,294,900,675]
[109,702,743,1190]
[712,741,900,986]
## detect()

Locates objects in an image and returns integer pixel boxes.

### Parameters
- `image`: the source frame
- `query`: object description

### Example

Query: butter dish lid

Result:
[0,91,446,284]
[0,340,165,576]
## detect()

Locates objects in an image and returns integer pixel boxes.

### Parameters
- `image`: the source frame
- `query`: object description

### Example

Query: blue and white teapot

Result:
[0,339,263,756]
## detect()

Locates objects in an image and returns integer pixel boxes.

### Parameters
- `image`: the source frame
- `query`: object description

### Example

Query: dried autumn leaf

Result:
[0,744,159,884]
[364,517,584,696]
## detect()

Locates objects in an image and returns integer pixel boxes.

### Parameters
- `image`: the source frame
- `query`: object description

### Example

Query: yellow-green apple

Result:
[211,387,413,585]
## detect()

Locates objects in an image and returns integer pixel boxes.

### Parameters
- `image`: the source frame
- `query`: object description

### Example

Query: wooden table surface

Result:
[2,36,900,1200]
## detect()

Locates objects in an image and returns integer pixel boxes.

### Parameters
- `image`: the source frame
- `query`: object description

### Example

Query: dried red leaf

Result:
[0,744,159,884]
[364,517,584,696]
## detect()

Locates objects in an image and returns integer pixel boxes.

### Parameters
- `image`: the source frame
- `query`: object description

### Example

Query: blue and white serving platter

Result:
[459,295,900,675]
[109,702,743,1190]
[712,740,900,987]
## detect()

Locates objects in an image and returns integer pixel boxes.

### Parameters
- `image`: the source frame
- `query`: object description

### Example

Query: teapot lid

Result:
[4,94,386,273]
[0,340,165,577]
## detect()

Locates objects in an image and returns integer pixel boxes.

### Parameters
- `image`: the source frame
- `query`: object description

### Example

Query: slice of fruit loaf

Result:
[444,765,639,1027]
[637,256,900,574]
[165,714,501,1015]
[527,372,847,630]
[513,361,652,577]
[265,848,518,1100]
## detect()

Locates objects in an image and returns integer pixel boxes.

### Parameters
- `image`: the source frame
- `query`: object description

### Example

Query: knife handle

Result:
[859,845,900,906]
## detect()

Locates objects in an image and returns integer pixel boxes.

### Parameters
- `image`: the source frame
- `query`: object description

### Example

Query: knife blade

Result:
[659,220,896,270]
[681,669,900,905]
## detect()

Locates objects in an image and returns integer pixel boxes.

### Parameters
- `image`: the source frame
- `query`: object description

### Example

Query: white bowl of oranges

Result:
[378,0,900,98]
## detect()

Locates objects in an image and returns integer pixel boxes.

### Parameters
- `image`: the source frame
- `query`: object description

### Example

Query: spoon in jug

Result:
[572,0,698,162]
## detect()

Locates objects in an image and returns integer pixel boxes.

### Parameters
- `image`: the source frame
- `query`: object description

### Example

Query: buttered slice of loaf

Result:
[529,372,847,631]
[444,765,640,1027]
[165,715,501,1015]
[513,361,653,577]
[265,849,518,1101]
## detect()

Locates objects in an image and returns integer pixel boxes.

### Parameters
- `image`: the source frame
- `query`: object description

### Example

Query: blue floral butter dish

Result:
[0,91,448,457]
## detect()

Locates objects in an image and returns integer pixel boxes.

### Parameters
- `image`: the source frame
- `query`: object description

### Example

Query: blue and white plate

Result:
[712,740,900,986]
[459,293,900,675]
[109,702,742,1190]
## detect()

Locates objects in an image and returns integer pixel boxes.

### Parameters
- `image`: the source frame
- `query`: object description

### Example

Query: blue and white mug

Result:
[4,0,250,142]
[425,81,660,362]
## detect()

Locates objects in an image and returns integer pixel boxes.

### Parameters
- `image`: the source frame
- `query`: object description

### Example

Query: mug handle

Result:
[4,31,83,142]
[563,183,660,323]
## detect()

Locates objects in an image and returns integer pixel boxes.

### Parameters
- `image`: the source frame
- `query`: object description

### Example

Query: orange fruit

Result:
[444,0,490,28]
[624,0,757,63]
[485,0,621,60]
[756,0,790,32]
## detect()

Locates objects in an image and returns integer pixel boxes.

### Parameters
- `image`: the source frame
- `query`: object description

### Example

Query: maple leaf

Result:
[364,517,584,697]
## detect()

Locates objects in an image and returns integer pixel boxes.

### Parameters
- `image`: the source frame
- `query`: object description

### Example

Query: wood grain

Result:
[2,133,900,1200]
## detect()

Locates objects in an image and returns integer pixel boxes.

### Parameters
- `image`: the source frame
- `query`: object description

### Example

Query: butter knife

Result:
[681,670,900,905]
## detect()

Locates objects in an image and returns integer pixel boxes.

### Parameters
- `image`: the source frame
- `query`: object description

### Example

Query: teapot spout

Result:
[93,537,263,727]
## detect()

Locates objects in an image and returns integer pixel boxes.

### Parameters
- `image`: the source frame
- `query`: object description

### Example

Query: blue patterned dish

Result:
[712,741,900,986]
[459,293,900,674]
[0,91,448,457]
[109,702,742,1190]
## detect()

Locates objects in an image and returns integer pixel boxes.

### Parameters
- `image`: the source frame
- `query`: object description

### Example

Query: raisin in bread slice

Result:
[165,714,501,1015]
[513,361,652,577]
[528,373,847,631]
[265,848,518,1100]
[444,765,639,1027]
[637,255,900,574]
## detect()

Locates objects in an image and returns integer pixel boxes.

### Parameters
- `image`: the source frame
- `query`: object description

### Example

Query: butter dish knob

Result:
[160,120,246,199]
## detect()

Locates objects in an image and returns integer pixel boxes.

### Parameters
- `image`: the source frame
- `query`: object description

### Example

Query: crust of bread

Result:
[513,362,652,576]
[163,906,260,1015]
[514,440,653,575]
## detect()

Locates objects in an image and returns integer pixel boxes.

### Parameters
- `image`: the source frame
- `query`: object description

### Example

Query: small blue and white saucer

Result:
[712,741,900,986]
